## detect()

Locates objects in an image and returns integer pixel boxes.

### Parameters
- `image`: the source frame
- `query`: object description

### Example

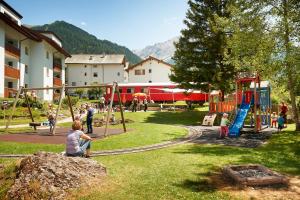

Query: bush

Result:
[62,96,79,108]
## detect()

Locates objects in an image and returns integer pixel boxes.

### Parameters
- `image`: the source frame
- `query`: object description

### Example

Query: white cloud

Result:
[80,21,86,26]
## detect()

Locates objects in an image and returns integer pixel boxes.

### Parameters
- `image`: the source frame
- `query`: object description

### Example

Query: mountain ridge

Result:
[133,37,179,64]
[32,21,142,64]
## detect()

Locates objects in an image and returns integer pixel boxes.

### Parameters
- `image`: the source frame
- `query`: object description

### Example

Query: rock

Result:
[7,152,106,200]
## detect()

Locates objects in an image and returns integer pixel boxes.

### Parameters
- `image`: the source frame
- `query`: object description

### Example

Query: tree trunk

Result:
[283,0,300,131]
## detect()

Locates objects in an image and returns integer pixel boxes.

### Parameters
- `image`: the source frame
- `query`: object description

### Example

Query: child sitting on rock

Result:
[219,113,230,139]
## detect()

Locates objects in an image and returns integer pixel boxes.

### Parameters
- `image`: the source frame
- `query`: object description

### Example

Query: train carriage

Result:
[104,83,209,105]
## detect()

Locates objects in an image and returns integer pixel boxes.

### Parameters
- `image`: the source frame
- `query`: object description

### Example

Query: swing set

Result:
[5,82,127,136]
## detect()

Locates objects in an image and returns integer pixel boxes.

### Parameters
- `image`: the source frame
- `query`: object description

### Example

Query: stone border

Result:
[223,164,288,186]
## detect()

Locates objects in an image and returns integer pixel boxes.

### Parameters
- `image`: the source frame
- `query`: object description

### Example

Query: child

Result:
[220,113,230,138]
[277,114,285,132]
[48,113,55,133]
[271,112,277,128]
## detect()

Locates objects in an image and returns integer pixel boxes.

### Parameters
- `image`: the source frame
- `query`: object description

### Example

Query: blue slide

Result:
[229,98,252,137]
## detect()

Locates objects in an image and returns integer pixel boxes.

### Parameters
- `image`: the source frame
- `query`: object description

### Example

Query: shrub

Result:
[62,96,79,108]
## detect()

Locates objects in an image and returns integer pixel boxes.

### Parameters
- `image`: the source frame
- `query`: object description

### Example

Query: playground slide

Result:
[229,100,251,137]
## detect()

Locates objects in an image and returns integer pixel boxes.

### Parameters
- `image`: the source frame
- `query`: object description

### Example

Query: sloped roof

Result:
[0,0,22,19]
[126,56,173,71]
[65,54,126,64]
[0,12,70,57]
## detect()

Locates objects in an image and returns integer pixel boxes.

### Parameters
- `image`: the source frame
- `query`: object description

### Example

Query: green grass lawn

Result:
[73,125,299,200]
[0,111,299,200]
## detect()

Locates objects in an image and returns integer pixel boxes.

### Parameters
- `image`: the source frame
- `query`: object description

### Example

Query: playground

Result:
[0,75,299,199]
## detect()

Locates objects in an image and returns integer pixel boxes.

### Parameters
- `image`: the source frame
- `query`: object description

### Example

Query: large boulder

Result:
[8,152,106,200]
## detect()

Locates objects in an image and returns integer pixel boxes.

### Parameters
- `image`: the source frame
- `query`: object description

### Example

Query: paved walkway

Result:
[0,127,202,158]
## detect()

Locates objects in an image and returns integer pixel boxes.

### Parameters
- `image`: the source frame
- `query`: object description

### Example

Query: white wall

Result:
[67,63,125,86]
[128,59,172,83]
[0,22,5,97]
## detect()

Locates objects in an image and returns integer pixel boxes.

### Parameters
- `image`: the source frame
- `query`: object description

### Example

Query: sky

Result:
[6,0,188,50]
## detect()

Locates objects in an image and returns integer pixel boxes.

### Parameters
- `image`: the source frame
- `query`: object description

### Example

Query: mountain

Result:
[133,37,179,64]
[32,21,142,64]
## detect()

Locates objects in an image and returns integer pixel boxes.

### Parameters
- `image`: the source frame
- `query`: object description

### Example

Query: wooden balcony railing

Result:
[53,77,62,86]
[4,87,17,98]
[5,65,20,79]
[5,43,20,58]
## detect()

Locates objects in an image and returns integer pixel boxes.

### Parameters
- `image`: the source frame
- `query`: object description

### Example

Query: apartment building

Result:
[0,0,70,101]
[65,54,126,86]
[126,56,173,83]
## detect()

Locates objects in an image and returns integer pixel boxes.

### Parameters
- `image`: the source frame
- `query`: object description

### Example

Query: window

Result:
[72,82,76,86]
[25,65,28,74]
[84,65,87,68]
[93,72,98,77]
[25,46,29,55]
[149,80,152,83]
[25,84,28,88]
[135,69,145,75]
[46,68,50,77]
[141,87,148,93]
[117,72,120,76]
[8,61,13,66]
[85,82,87,85]
[46,51,49,59]
[119,88,122,93]
[8,82,13,88]
[93,65,97,68]
[149,69,152,73]
[84,72,87,76]
[126,88,134,93]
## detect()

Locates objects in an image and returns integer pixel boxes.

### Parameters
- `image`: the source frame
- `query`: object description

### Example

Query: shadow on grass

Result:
[175,130,300,175]
[144,111,208,126]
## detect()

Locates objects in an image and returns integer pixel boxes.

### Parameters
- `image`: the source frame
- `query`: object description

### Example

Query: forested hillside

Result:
[32,21,141,64]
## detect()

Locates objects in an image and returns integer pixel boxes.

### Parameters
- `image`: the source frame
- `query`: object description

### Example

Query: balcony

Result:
[53,77,62,86]
[53,59,62,72]
[5,43,20,58]
[5,65,20,79]
[4,87,17,98]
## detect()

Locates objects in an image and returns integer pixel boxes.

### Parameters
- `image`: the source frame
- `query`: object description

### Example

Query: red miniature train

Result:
[104,83,209,105]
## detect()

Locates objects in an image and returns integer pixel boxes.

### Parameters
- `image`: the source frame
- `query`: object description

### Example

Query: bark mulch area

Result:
[191,126,276,148]
[208,172,300,200]
[0,127,127,144]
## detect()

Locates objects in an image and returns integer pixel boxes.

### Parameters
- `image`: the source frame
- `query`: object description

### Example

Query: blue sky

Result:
[6,0,188,50]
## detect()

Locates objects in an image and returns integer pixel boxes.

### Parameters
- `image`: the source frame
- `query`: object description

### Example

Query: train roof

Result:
[117,82,178,87]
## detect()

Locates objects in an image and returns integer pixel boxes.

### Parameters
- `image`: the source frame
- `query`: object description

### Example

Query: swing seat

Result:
[29,122,41,127]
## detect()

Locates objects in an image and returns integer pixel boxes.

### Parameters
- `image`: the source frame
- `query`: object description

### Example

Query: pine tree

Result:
[263,0,300,131]
[170,0,235,99]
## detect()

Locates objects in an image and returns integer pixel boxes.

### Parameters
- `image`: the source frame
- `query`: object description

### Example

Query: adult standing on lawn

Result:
[143,98,148,112]
[132,96,138,112]
[86,105,94,134]
[99,96,105,113]
[280,102,288,127]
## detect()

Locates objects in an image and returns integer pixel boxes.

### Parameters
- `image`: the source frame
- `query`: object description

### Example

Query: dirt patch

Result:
[208,172,300,200]
[0,127,128,144]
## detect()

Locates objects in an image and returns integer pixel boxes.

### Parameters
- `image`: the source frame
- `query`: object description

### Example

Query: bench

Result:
[29,122,42,128]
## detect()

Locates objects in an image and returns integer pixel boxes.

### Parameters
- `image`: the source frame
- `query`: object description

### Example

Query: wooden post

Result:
[104,82,116,137]
[5,86,23,132]
[116,85,127,132]
[254,79,257,132]
[65,89,75,121]
[24,91,36,130]
[52,84,65,135]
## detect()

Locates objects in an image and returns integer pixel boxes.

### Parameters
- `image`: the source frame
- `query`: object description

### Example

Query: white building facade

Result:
[65,54,126,86]
[0,0,70,101]
[126,56,173,83]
